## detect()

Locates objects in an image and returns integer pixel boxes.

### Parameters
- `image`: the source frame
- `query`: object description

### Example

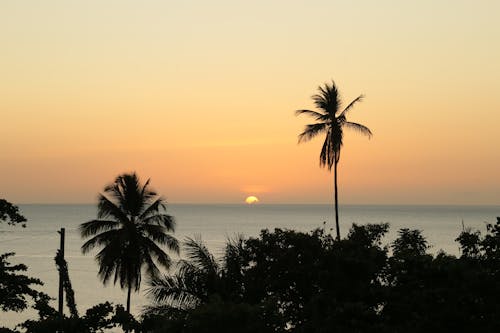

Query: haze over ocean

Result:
[1,203,498,328]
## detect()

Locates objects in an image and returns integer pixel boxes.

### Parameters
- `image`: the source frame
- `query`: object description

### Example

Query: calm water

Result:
[1,204,499,328]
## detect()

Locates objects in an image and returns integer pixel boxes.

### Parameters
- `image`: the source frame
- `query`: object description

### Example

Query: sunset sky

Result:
[1,1,499,204]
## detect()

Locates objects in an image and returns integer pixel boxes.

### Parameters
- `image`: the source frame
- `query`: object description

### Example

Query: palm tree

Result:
[145,236,221,313]
[80,172,179,314]
[296,81,372,240]
[144,235,244,314]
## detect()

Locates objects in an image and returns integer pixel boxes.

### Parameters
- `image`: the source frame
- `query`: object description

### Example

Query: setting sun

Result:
[245,196,259,204]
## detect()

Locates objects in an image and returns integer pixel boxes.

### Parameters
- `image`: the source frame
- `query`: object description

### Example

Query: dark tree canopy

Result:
[143,218,500,333]
[0,252,42,313]
[0,199,27,227]
[0,202,38,317]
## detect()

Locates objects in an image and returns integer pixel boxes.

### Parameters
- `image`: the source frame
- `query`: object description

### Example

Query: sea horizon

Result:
[13,202,500,207]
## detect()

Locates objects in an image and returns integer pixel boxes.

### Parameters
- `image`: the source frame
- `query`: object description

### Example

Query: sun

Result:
[245,196,259,204]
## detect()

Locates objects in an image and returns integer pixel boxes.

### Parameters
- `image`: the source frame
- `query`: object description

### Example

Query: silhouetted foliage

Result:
[144,218,500,333]
[82,301,115,332]
[456,227,482,258]
[145,224,389,332]
[0,328,17,333]
[0,199,41,331]
[55,249,79,318]
[19,301,139,333]
[0,202,40,317]
[146,236,222,312]
[80,172,179,313]
[0,253,43,313]
[180,297,273,333]
[0,199,27,227]
[378,219,500,332]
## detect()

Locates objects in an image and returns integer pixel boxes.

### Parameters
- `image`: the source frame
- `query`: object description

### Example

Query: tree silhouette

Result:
[146,236,222,312]
[0,199,27,227]
[80,172,179,314]
[0,252,43,313]
[0,200,40,316]
[296,81,372,239]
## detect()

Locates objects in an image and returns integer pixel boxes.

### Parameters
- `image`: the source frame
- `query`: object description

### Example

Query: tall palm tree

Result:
[80,172,179,314]
[296,81,372,240]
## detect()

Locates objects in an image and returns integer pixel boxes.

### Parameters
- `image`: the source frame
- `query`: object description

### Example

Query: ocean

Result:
[1,204,499,329]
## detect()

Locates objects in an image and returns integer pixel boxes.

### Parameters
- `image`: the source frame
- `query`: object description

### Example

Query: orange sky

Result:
[1,1,500,204]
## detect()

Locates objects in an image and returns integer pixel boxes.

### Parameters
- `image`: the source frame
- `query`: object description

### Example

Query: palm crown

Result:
[296,81,372,169]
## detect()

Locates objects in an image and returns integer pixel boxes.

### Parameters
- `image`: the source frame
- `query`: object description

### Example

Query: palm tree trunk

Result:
[125,285,131,333]
[126,284,131,313]
[334,160,340,240]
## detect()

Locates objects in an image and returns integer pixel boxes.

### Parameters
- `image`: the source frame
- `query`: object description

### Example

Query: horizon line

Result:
[15,202,500,207]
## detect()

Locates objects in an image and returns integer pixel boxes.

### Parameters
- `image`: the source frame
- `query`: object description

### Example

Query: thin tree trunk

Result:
[125,285,132,333]
[334,159,340,240]
[126,284,132,313]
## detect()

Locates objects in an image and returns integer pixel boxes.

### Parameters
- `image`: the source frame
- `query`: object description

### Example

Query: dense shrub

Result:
[144,219,500,333]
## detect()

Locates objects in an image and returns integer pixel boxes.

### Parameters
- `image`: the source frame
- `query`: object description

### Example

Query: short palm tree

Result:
[144,235,244,315]
[80,172,179,314]
[296,81,372,240]
[145,236,221,312]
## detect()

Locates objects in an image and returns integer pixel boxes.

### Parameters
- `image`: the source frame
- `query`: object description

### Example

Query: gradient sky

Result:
[1,0,499,204]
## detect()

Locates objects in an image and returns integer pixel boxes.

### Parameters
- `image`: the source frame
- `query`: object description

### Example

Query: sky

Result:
[1,0,500,205]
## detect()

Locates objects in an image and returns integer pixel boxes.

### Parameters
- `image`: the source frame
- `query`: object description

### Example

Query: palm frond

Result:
[298,122,328,143]
[163,233,180,254]
[312,93,328,112]
[224,235,244,262]
[183,236,219,274]
[141,237,175,270]
[139,197,167,220]
[142,225,180,253]
[97,195,129,222]
[331,121,344,152]
[223,234,245,273]
[81,229,122,254]
[295,109,328,121]
[140,223,167,240]
[103,176,126,205]
[312,81,341,114]
[319,132,334,170]
[176,259,201,279]
[142,213,176,231]
[319,128,342,169]
[115,248,141,290]
[146,274,201,310]
[120,173,144,216]
[344,121,373,138]
[139,178,158,211]
[79,219,120,239]
[94,240,123,285]
[141,251,161,284]
[338,94,364,117]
